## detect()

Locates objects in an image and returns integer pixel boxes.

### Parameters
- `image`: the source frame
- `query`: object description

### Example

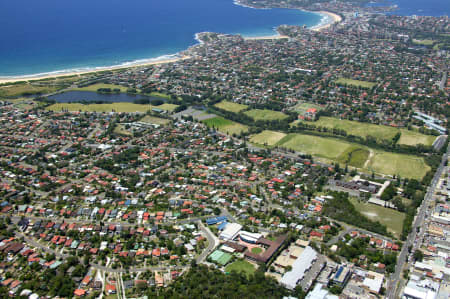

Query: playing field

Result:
[74,83,128,92]
[277,134,352,160]
[335,78,376,89]
[293,102,324,114]
[277,133,430,179]
[398,130,436,146]
[225,260,256,278]
[157,103,179,112]
[140,115,171,125]
[349,198,405,238]
[214,100,248,113]
[366,150,430,180]
[305,117,435,146]
[250,130,286,146]
[244,109,288,121]
[202,116,248,135]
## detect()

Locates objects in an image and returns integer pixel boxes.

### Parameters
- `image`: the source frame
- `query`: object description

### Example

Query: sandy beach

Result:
[312,11,342,31]
[0,56,191,84]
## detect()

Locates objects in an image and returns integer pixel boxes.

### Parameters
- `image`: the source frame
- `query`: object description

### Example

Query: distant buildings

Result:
[413,111,446,135]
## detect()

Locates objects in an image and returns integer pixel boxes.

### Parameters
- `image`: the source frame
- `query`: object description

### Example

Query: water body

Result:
[367,0,449,16]
[0,0,323,77]
[48,91,165,103]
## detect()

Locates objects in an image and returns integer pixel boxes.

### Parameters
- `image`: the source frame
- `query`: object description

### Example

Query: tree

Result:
[413,250,424,262]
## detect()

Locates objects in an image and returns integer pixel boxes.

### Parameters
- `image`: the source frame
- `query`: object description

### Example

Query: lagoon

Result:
[47,91,166,104]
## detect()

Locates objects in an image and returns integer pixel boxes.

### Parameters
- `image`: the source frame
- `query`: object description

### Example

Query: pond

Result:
[47,91,166,103]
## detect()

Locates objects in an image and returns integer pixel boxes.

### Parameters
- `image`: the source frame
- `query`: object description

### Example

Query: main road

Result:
[386,143,449,299]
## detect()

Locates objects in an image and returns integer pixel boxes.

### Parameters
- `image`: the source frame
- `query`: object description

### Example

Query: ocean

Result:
[1,0,447,78]
[0,0,323,77]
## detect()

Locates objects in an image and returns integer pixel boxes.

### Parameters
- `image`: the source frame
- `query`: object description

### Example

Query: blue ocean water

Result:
[0,0,323,77]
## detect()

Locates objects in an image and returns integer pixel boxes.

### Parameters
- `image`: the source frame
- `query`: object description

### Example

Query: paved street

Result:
[386,143,449,299]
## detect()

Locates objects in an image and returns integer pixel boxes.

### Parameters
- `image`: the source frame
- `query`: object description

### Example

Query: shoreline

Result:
[0,56,191,84]
[0,8,341,85]
[311,11,342,31]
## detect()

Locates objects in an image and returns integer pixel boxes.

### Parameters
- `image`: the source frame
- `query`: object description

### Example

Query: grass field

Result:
[251,247,263,254]
[398,130,436,146]
[0,83,59,98]
[148,92,171,99]
[250,130,286,146]
[244,109,288,121]
[293,102,324,114]
[350,198,405,238]
[336,146,370,168]
[157,103,179,112]
[202,116,248,135]
[305,117,435,146]
[277,134,352,160]
[225,260,256,278]
[412,39,434,46]
[277,133,430,179]
[114,124,132,136]
[74,83,128,92]
[366,150,430,180]
[335,78,376,89]
[140,115,171,125]
[214,100,248,113]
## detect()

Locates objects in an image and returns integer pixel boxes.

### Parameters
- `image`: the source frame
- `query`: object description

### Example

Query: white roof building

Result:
[280,246,317,290]
[219,223,242,241]
[306,283,338,299]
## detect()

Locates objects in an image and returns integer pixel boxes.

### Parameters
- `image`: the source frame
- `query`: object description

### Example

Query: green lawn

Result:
[336,146,370,168]
[140,115,171,125]
[277,133,430,179]
[277,134,352,160]
[398,130,436,146]
[114,124,132,136]
[0,83,59,97]
[412,39,434,46]
[148,91,171,99]
[214,100,248,113]
[225,260,256,278]
[335,78,376,89]
[157,103,179,112]
[349,198,405,238]
[250,130,286,146]
[244,109,288,121]
[251,247,263,254]
[74,83,128,92]
[304,117,435,146]
[202,116,248,135]
[293,102,324,114]
[366,150,430,180]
